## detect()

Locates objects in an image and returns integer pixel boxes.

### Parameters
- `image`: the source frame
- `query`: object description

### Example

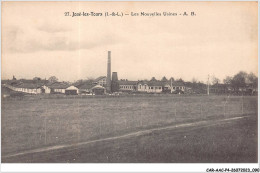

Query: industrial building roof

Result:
[118,80,138,85]
[48,82,70,89]
[13,83,44,89]
[76,82,94,90]
[95,76,106,81]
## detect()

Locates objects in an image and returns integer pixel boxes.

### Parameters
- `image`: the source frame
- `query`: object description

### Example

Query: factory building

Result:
[119,80,137,92]
[3,51,186,95]
[95,76,107,87]
[65,86,79,95]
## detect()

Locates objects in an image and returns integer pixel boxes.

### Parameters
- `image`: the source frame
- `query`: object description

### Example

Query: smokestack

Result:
[111,72,119,93]
[106,51,111,93]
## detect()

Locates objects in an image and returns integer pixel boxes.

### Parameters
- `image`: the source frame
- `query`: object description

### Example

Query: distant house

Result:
[146,81,163,93]
[119,80,137,92]
[48,82,69,94]
[65,86,79,95]
[76,82,106,95]
[137,81,149,92]
[92,85,106,95]
[42,85,51,94]
[171,81,186,92]
[76,82,94,94]
[11,83,43,94]
[3,79,48,94]
[137,81,163,93]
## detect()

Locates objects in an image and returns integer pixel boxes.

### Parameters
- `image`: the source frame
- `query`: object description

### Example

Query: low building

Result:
[137,81,163,93]
[119,80,137,92]
[65,86,79,95]
[92,85,106,95]
[146,81,163,93]
[48,82,69,94]
[76,82,106,95]
[9,83,43,94]
[171,81,186,92]
[76,82,94,95]
[3,79,48,94]
[42,85,51,94]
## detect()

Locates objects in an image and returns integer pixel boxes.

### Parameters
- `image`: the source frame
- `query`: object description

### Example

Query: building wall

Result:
[42,85,51,94]
[119,85,135,91]
[147,86,163,93]
[137,84,149,92]
[97,78,106,86]
[4,84,42,94]
[171,86,185,91]
[65,86,79,94]
[54,89,65,93]
[137,84,162,93]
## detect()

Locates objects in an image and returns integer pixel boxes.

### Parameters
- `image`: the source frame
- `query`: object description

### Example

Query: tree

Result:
[33,77,41,81]
[150,77,157,81]
[48,76,58,83]
[223,76,232,85]
[161,76,168,82]
[211,76,220,85]
[169,77,174,82]
[247,72,258,88]
[231,71,247,91]
[176,78,184,82]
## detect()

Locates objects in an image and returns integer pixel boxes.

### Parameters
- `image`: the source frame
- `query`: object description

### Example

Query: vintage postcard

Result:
[1,1,259,171]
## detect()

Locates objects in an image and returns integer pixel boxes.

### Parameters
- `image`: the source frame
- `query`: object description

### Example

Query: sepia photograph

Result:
[1,1,259,169]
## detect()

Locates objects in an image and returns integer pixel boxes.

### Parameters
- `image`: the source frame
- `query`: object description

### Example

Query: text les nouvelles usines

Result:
[64,11,196,17]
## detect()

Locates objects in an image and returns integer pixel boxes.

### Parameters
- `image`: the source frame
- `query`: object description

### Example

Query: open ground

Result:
[1,95,258,163]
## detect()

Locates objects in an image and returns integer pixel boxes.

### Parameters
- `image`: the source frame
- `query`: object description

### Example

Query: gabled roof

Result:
[137,81,164,86]
[92,85,105,89]
[137,81,149,85]
[66,86,79,90]
[170,81,185,86]
[95,76,106,82]
[147,81,164,86]
[118,80,138,85]
[48,82,70,89]
[4,79,48,87]
[137,80,185,87]
[76,82,95,90]
[14,83,44,89]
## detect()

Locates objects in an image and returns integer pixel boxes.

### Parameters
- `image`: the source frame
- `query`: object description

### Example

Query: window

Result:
[151,87,153,89]
[159,87,161,89]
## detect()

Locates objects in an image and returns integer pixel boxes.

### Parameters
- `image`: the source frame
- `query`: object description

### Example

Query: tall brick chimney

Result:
[106,51,111,93]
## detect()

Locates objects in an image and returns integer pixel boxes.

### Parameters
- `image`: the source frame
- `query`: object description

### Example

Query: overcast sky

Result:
[2,2,258,83]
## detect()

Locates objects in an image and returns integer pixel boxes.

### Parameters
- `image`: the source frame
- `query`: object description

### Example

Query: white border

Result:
[0,0,259,173]
[1,163,260,172]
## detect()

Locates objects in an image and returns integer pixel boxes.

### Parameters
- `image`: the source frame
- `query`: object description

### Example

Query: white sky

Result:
[1,2,258,83]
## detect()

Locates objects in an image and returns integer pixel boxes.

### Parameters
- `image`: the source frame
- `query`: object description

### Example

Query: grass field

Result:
[1,95,258,163]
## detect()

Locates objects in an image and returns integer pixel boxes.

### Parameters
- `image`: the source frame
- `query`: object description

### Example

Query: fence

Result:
[1,95,258,156]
